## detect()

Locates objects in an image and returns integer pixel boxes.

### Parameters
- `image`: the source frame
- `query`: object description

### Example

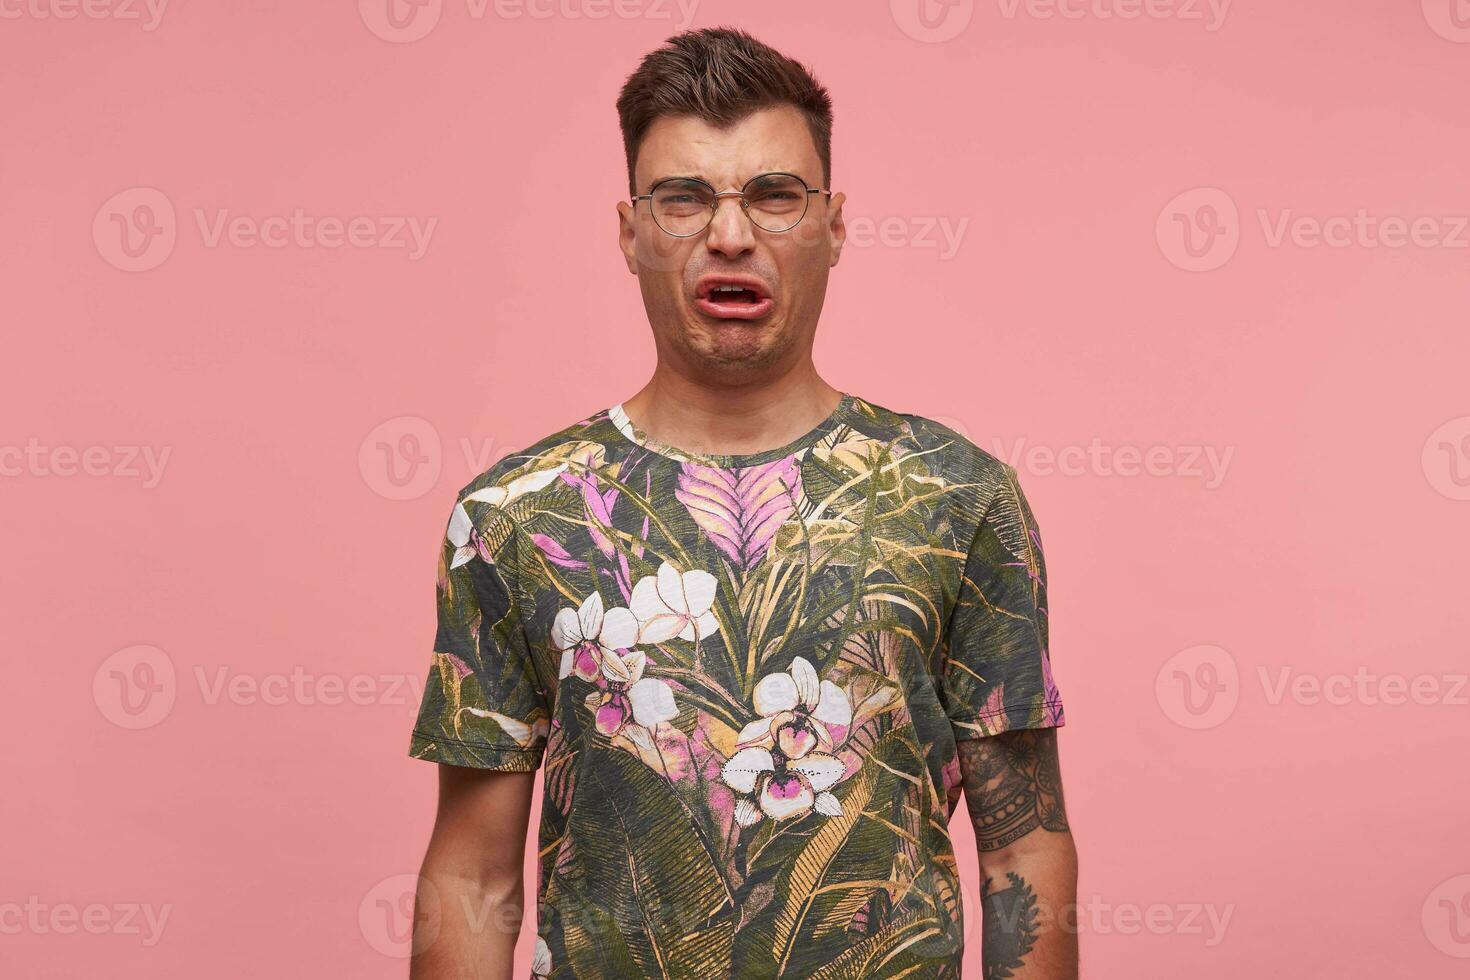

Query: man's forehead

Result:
[645,163,807,185]
[636,106,820,187]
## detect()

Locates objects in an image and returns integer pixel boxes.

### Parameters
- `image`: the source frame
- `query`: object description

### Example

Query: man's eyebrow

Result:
[643,171,803,192]
[646,173,706,190]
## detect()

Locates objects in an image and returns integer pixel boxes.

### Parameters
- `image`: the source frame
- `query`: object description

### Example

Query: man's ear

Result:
[826,191,847,268]
[617,201,639,275]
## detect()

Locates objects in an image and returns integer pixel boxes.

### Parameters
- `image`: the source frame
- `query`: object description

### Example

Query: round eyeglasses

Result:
[632,172,831,237]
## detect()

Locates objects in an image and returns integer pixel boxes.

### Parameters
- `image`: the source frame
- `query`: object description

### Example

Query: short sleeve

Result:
[940,464,1065,739]
[408,488,552,771]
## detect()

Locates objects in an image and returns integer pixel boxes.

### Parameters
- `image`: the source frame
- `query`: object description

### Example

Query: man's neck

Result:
[618,371,844,459]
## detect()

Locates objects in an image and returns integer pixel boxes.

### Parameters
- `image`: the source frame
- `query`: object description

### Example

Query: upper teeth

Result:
[713,285,747,293]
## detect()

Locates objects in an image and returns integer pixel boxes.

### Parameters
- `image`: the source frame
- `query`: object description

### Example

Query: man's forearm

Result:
[958,727,1078,980]
[409,864,522,980]
[978,832,1078,979]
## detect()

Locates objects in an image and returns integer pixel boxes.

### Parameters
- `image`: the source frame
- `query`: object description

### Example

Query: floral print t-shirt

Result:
[408,392,1065,979]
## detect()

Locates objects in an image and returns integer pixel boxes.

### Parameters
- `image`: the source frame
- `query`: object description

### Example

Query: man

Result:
[408,26,1076,980]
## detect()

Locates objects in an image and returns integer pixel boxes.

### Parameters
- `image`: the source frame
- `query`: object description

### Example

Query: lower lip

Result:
[695,295,774,320]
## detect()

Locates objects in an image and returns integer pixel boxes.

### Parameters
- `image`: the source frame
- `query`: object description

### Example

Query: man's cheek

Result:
[639,234,690,275]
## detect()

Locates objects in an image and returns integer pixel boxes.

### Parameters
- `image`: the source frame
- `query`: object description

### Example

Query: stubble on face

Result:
[657,293,798,377]
[623,104,840,385]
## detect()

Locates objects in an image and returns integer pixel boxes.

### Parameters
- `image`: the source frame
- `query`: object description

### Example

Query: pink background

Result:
[4,1,1469,976]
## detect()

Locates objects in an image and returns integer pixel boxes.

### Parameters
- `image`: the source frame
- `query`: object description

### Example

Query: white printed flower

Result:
[532,936,552,977]
[588,648,678,737]
[553,591,638,682]
[446,464,568,568]
[459,708,549,750]
[446,503,490,570]
[629,561,720,643]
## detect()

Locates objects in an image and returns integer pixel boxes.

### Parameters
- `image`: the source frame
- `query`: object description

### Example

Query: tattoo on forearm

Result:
[982,871,1039,980]
[957,728,1068,851]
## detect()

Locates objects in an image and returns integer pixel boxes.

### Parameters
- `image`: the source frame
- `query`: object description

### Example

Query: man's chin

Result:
[681,312,785,358]
[690,309,780,338]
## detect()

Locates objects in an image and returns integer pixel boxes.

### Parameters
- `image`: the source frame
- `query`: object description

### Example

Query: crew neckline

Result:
[607,392,858,468]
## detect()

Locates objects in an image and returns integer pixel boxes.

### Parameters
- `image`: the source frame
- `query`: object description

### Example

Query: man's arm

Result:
[958,727,1078,980]
[410,764,536,980]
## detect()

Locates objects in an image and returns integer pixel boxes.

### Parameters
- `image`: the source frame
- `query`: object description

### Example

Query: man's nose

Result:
[704,193,756,258]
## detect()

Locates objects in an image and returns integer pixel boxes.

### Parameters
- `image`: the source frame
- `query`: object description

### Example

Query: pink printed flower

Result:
[737,655,852,756]
[553,591,638,682]
[719,656,853,824]
[720,744,847,824]
[675,456,799,571]
[531,533,587,570]
[1040,653,1065,727]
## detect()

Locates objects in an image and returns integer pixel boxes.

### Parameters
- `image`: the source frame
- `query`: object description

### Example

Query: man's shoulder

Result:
[847,393,1017,504]
[451,404,613,503]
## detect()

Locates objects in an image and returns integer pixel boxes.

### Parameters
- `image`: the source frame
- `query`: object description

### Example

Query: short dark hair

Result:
[615,26,834,199]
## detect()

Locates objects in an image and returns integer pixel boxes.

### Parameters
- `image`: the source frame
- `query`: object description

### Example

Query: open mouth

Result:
[709,285,761,304]
[695,278,774,320]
